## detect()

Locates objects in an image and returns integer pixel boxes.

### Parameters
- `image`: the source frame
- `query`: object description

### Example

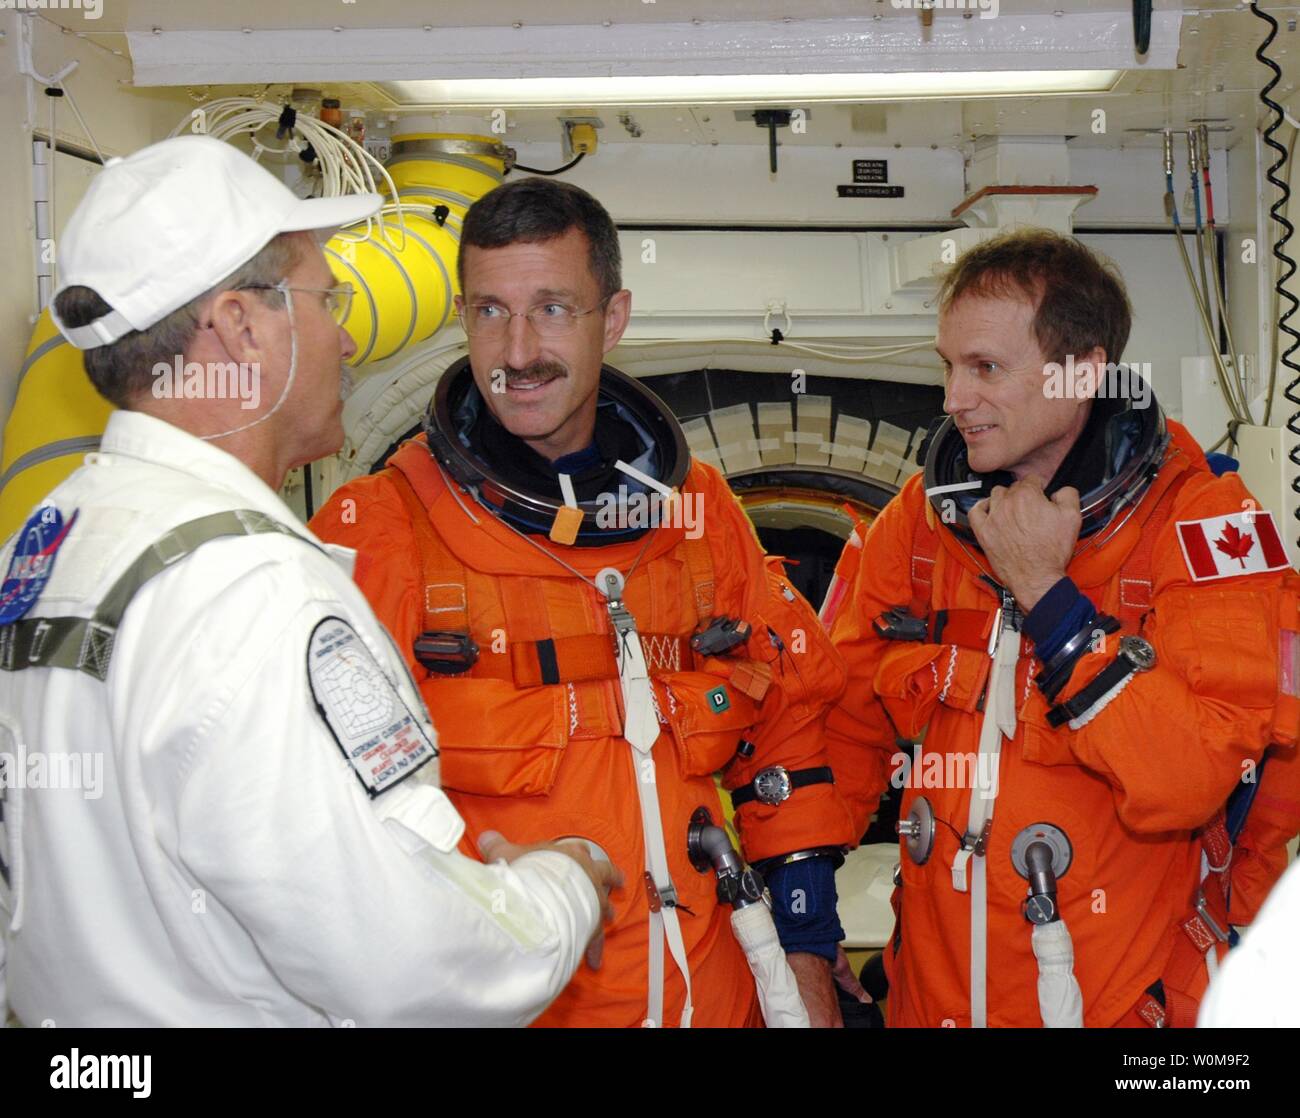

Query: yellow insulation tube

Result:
[0,132,504,541]
[0,311,113,540]
[326,134,504,365]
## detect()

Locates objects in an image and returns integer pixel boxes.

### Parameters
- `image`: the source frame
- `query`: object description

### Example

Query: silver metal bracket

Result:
[1196,891,1231,943]
[897,795,936,865]
[963,817,994,859]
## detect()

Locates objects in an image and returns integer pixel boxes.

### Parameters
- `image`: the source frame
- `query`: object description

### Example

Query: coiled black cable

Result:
[1252,2,1300,547]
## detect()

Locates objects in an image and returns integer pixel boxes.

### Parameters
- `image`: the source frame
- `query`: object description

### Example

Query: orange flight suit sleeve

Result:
[822,479,995,843]
[821,491,913,843]
[699,470,859,863]
[1021,469,1285,834]
[821,475,977,842]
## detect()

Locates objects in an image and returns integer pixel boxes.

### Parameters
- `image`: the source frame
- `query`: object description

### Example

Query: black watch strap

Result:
[1047,656,1134,728]
[1037,613,1120,703]
[731,765,835,808]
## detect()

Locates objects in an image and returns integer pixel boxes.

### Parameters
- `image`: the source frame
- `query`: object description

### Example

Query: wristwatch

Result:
[730,765,834,807]
[1047,635,1156,728]
[1118,634,1157,671]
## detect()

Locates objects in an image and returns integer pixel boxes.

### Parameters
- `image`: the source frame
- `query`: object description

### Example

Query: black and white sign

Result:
[853,159,889,183]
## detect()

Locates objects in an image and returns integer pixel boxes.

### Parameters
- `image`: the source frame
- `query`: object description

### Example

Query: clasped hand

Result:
[967,479,1082,611]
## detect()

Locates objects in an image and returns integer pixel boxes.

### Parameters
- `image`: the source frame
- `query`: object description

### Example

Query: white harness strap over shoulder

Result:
[604,574,694,1028]
[951,611,1019,1028]
[631,739,694,1028]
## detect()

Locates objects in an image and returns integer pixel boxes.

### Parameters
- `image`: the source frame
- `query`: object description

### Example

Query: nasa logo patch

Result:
[306,616,436,797]
[0,506,78,625]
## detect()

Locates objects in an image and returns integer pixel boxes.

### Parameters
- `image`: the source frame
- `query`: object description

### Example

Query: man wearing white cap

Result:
[0,135,617,1026]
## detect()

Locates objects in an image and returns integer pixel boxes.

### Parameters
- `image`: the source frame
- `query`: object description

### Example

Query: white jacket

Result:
[1198,856,1300,1028]
[0,410,598,1027]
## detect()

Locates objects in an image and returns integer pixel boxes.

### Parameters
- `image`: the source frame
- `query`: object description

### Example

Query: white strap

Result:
[971,849,988,1028]
[613,597,693,1029]
[925,480,984,497]
[557,472,578,509]
[647,906,665,1027]
[616,625,659,755]
[602,579,686,1023]
[631,738,694,1027]
[950,620,1019,1028]
[950,623,1018,892]
[661,893,694,1027]
[615,458,674,498]
[56,307,135,350]
[951,848,974,893]
[636,741,666,1028]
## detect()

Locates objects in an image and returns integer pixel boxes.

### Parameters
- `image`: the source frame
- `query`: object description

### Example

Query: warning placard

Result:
[837,184,904,199]
[853,159,888,183]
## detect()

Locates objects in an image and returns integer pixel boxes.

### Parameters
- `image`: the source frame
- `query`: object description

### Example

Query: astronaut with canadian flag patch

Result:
[1176,508,1291,581]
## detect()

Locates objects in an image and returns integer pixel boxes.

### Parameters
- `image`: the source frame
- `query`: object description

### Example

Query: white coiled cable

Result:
[169,97,406,250]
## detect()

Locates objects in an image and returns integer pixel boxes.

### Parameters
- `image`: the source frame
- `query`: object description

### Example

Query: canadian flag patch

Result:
[1175,510,1291,582]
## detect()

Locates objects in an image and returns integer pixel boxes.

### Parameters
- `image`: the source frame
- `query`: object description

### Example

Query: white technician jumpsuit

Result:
[1199,857,1300,1028]
[0,409,598,1026]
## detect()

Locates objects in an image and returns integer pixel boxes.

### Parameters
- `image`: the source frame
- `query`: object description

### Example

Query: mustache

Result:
[503,361,567,383]
[339,366,354,401]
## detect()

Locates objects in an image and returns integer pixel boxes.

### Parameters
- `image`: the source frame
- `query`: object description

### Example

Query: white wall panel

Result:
[615,226,1211,423]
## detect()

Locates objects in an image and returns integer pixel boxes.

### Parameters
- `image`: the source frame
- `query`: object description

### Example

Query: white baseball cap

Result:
[51,134,382,350]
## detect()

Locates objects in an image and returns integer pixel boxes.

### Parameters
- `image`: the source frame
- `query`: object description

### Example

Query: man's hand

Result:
[968,480,1081,611]
[786,952,844,1028]
[478,830,623,970]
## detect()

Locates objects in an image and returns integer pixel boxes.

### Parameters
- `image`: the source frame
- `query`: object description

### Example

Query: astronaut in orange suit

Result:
[312,177,858,1027]
[823,230,1299,1028]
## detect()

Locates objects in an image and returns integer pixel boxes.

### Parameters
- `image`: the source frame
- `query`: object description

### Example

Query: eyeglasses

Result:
[459,296,612,339]
[239,281,355,325]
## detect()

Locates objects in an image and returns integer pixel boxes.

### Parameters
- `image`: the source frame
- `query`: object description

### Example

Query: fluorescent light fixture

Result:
[376,70,1120,108]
